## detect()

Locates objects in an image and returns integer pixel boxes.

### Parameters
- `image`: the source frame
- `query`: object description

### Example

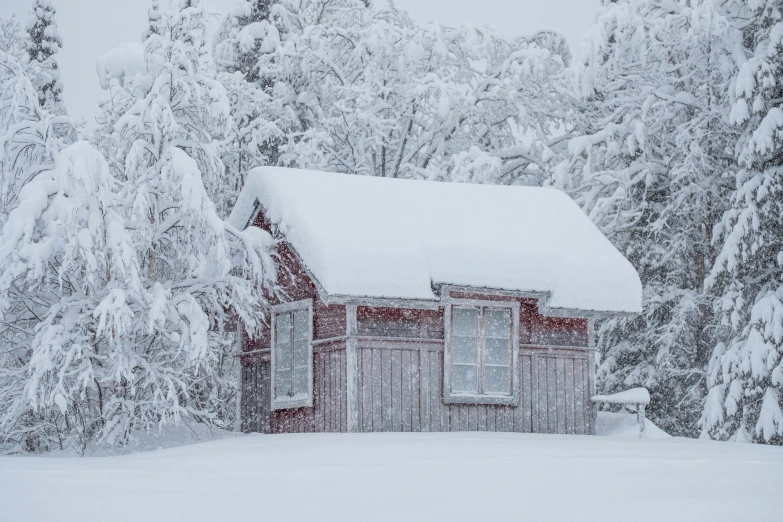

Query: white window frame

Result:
[270,299,314,410]
[443,298,520,406]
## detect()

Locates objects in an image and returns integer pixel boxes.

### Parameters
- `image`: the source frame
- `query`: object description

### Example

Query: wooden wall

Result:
[241,344,348,434]
[241,210,346,354]
[357,307,444,339]
[241,302,595,435]
[354,342,592,434]
[240,360,270,434]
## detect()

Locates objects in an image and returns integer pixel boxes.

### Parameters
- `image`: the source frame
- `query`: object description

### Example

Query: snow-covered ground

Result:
[1,416,781,522]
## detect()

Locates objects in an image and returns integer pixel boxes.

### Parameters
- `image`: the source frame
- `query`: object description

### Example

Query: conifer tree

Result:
[558,0,740,436]
[0,0,276,452]
[215,0,278,84]
[0,16,74,451]
[25,0,63,112]
[213,0,300,199]
[703,0,783,444]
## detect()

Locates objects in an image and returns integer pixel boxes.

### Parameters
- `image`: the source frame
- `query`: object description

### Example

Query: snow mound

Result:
[596,411,670,439]
[107,420,240,456]
[229,168,642,314]
[3,432,782,522]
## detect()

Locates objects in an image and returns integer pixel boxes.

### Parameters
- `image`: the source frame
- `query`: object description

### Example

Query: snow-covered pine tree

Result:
[0,16,66,223]
[0,0,277,452]
[214,0,282,84]
[213,0,301,203]
[89,0,277,445]
[0,18,82,451]
[703,0,783,444]
[557,0,740,437]
[24,0,63,113]
[143,0,163,40]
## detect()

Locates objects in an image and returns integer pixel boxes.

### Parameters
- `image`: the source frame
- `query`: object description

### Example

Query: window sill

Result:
[271,396,313,411]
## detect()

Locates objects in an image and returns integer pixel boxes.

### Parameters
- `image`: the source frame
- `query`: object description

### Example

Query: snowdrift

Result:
[2,425,781,522]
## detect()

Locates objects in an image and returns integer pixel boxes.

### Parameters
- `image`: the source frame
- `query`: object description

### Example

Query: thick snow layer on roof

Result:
[229,167,642,314]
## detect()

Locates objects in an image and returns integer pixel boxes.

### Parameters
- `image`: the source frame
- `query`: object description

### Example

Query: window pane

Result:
[486,338,510,366]
[485,308,511,339]
[275,312,292,400]
[275,312,292,365]
[293,365,308,397]
[453,335,478,365]
[293,309,309,341]
[453,308,479,337]
[484,365,510,394]
[273,305,312,404]
[293,337,308,368]
[275,368,292,398]
[276,339,292,368]
[293,335,309,397]
[275,312,291,347]
[452,364,478,394]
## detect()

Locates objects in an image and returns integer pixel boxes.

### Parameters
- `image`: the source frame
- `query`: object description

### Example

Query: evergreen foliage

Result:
[25,0,63,111]
[555,0,740,437]
[0,3,276,453]
[702,0,783,443]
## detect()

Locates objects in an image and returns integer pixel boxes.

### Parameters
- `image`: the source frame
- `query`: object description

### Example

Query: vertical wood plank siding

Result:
[353,344,593,434]
[241,344,594,435]
[240,362,271,434]
[240,346,348,434]
[238,239,597,436]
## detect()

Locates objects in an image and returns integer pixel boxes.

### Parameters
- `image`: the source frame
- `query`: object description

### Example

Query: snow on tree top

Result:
[229,168,642,314]
[95,42,145,89]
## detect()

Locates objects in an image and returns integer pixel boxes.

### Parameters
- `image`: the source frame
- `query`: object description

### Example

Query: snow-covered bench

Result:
[591,388,650,437]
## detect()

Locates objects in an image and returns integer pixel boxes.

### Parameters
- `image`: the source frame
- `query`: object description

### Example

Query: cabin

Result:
[228,168,642,435]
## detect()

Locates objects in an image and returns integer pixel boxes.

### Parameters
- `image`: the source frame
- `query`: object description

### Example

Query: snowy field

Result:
[1,417,781,522]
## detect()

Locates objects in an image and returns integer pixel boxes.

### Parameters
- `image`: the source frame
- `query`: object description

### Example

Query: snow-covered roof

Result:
[229,167,642,315]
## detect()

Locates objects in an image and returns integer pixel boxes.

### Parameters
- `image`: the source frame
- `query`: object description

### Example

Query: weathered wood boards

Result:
[241,346,348,434]
[350,343,592,434]
[242,344,594,436]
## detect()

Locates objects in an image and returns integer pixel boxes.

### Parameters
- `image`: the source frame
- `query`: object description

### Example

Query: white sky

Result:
[0,0,600,127]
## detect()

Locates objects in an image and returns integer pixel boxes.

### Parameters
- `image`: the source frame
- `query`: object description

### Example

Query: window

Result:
[271,299,313,410]
[444,300,519,405]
